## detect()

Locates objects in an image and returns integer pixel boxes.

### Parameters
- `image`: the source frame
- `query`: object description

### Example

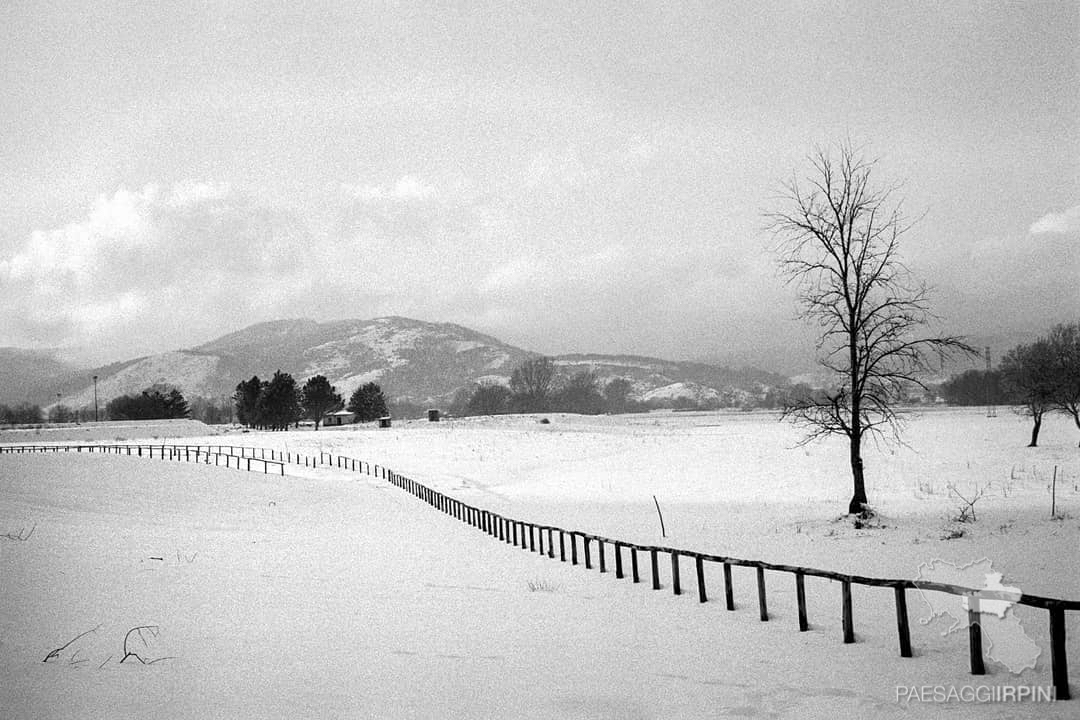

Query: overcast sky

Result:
[1,1,1077,372]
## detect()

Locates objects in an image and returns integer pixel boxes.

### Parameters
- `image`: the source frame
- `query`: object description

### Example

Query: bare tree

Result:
[510,357,556,413]
[768,142,974,514]
[1000,337,1058,447]
[1047,322,1080,445]
[465,382,512,416]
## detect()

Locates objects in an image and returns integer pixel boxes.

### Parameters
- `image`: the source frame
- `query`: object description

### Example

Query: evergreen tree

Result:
[233,376,264,428]
[258,371,302,431]
[105,385,189,421]
[347,382,389,422]
[301,374,343,429]
[163,388,190,418]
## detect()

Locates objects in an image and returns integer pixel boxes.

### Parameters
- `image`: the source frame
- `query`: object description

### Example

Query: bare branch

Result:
[44,625,101,663]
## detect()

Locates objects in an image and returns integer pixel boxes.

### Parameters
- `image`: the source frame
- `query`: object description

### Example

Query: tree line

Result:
[938,322,1080,446]
[232,372,388,431]
[448,357,644,417]
[106,385,190,421]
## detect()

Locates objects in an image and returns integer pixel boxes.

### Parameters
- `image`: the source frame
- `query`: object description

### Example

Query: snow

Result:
[641,381,720,402]
[0,418,220,445]
[483,351,511,369]
[349,324,427,367]
[1,407,1077,718]
[337,368,386,393]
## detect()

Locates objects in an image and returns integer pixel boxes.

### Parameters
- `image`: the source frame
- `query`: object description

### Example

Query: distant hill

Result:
[6,316,791,411]
[554,353,788,405]
[0,348,86,406]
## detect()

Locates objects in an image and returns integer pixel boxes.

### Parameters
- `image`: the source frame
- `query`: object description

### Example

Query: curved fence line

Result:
[0,443,288,475]
[1,441,1073,699]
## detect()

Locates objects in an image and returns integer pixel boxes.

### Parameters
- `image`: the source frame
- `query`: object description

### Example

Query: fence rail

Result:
[2,441,1073,699]
[0,443,287,475]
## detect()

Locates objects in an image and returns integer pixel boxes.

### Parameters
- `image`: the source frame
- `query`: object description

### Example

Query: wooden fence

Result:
[0,443,287,475]
[1,441,1074,699]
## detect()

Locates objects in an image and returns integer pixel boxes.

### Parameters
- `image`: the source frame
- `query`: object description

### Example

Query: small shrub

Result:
[1,523,35,542]
[941,526,966,540]
[947,481,991,523]
[527,578,557,592]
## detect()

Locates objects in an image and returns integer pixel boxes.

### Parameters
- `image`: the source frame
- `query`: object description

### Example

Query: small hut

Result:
[324,410,356,427]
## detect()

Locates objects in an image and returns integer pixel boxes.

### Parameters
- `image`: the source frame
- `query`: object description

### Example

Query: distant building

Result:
[324,409,356,426]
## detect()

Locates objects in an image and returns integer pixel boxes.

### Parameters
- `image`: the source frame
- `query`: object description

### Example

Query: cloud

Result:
[1029,204,1080,234]
[0,182,315,362]
[166,180,232,208]
[626,135,658,164]
[344,175,435,203]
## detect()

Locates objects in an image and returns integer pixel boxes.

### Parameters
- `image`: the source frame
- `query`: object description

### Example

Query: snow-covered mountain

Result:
[9,317,788,410]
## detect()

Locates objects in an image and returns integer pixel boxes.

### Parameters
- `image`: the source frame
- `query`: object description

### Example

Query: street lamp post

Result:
[93,375,99,422]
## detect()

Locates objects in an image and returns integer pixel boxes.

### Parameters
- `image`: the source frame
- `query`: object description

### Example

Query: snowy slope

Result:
[31,317,788,409]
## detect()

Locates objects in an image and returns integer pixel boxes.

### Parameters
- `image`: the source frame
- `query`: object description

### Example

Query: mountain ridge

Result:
[4,316,787,411]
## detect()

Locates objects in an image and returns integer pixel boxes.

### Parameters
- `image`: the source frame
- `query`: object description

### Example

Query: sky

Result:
[0,1,1077,373]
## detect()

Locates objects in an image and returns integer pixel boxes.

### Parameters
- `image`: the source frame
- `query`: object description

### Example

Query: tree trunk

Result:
[1028,413,1042,448]
[848,327,867,515]
[848,438,868,514]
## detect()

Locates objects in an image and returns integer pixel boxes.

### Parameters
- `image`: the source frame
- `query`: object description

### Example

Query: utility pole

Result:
[985,347,996,418]
[93,375,99,422]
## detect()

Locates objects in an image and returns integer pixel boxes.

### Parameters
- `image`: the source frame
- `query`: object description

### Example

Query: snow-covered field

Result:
[1,408,1077,718]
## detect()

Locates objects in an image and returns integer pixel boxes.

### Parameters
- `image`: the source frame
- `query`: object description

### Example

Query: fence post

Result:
[559,531,566,562]
[598,540,606,573]
[1049,606,1071,700]
[796,572,808,631]
[696,555,707,603]
[671,552,681,595]
[757,567,768,621]
[584,538,592,569]
[967,597,984,674]
[529,525,536,552]
[571,533,578,565]
[723,563,734,611]
[650,549,660,590]
[894,585,912,657]
[538,527,545,555]
[615,544,624,579]
[498,517,505,542]
[548,529,555,559]
[631,548,640,583]
[842,581,855,644]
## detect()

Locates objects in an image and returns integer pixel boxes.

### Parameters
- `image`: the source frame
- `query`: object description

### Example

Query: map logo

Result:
[914,558,1040,674]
